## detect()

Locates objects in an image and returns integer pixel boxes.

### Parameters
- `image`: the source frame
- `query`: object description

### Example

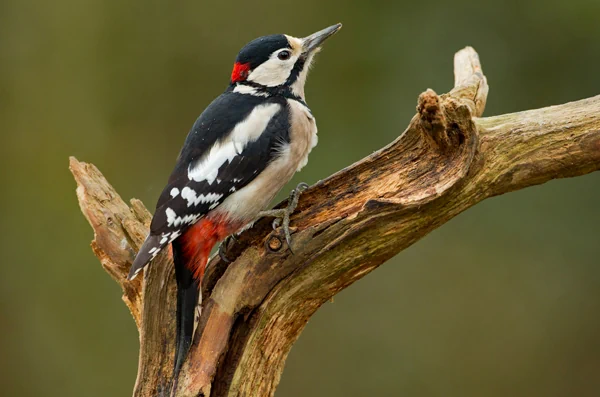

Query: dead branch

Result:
[70,46,600,397]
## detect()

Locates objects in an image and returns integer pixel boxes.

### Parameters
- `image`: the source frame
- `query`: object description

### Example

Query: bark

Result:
[70,47,600,397]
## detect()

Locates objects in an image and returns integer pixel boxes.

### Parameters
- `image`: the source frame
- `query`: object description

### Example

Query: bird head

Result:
[230,24,342,98]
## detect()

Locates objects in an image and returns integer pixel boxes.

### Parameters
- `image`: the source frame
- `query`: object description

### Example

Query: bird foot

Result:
[256,182,309,253]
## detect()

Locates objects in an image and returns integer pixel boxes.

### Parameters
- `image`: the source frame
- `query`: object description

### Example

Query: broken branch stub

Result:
[174,47,487,396]
[71,46,600,397]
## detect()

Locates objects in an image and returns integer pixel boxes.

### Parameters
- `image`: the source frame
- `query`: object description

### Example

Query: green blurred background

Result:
[2,0,600,396]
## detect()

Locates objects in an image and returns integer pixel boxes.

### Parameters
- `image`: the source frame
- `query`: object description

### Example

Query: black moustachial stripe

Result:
[284,56,306,87]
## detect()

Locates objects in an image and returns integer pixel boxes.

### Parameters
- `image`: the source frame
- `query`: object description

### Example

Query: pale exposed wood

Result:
[70,46,600,397]
[70,160,178,395]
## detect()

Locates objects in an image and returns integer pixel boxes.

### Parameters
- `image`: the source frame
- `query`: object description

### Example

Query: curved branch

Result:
[70,46,600,397]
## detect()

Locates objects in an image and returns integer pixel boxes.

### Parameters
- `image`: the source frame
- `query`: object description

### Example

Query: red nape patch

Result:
[178,216,244,282]
[231,62,251,83]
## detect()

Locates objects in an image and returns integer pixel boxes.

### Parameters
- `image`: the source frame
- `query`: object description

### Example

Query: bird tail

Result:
[173,231,214,380]
[171,237,202,381]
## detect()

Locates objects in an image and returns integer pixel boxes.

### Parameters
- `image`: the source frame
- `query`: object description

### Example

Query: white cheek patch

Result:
[247,52,298,87]
[187,103,281,184]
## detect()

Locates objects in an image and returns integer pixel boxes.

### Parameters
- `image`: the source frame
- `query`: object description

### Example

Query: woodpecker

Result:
[127,23,341,377]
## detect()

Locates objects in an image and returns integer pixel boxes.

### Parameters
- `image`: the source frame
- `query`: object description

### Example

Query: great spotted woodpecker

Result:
[127,24,341,376]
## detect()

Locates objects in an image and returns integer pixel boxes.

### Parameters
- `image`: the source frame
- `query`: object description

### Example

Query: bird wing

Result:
[128,92,290,279]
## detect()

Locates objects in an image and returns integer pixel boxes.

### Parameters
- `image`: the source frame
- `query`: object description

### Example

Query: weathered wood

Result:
[70,160,178,395]
[70,46,600,397]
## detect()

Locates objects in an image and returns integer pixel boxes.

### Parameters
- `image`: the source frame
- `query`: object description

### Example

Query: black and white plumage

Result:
[129,93,292,278]
[126,23,342,382]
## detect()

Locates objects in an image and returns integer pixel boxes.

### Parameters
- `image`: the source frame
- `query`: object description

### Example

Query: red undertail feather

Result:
[178,216,243,281]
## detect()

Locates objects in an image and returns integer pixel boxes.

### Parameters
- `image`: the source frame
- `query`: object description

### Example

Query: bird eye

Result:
[278,50,291,60]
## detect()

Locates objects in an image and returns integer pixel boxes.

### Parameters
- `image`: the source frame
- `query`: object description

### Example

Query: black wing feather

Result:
[128,91,290,279]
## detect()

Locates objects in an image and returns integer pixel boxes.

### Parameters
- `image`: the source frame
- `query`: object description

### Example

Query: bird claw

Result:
[258,182,309,254]
[296,182,309,192]
[218,235,237,263]
[272,217,282,229]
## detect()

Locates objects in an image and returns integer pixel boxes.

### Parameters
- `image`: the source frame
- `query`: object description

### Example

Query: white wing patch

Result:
[140,231,177,273]
[160,234,169,244]
[166,207,202,228]
[180,187,223,207]
[188,141,237,185]
[170,187,180,198]
[169,229,182,242]
[187,103,281,184]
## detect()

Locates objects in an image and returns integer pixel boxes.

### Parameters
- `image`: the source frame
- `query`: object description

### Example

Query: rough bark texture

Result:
[70,47,600,397]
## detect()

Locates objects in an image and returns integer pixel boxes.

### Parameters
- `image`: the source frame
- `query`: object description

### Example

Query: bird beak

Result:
[302,23,342,54]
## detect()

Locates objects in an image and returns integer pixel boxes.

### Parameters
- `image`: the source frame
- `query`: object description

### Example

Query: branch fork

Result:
[71,46,600,397]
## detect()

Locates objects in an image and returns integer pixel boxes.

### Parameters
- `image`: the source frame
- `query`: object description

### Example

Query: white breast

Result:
[287,99,318,172]
[215,99,318,222]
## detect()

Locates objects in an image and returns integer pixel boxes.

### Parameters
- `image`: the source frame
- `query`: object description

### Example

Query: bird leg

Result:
[256,182,309,253]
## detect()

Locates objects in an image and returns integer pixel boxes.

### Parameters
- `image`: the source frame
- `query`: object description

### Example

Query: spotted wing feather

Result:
[128,91,290,280]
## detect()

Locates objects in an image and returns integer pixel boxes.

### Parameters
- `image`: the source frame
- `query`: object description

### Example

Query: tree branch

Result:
[70,46,600,397]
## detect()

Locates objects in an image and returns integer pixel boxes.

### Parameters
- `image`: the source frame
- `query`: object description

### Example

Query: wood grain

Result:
[70,46,600,397]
